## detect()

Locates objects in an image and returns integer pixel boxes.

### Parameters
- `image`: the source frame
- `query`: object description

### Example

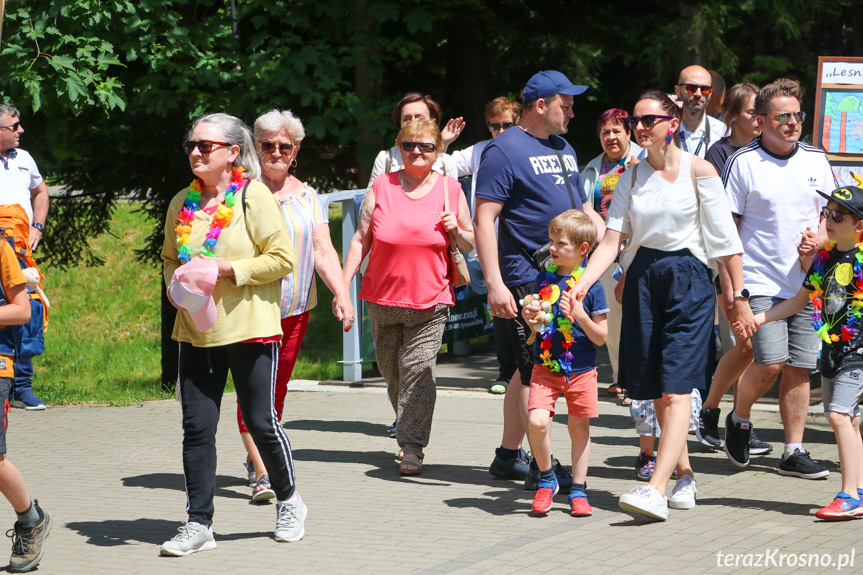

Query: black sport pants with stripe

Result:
[179,341,296,526]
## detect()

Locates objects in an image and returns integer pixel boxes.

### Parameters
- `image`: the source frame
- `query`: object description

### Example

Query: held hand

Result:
[441,117,466,147]
[440,211,459,233]
[488,282,518,319]
[559,290,573,321]
[332,292,355,332]
[728,299,757,339]
[798,227,819,257]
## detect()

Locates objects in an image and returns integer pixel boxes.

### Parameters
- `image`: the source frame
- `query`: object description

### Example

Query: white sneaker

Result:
[619,485,668,521]
[668,474,697,510]
[274,492,308,542]
[159,522,217,556]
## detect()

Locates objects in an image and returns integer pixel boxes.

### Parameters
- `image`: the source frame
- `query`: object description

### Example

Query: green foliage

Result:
[0,0,861,273]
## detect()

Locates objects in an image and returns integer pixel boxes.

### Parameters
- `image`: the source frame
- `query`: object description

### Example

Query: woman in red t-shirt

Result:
[343,118,474,475]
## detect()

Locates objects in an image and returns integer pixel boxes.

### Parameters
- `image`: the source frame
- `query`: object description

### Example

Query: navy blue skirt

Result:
[619,247,715,400]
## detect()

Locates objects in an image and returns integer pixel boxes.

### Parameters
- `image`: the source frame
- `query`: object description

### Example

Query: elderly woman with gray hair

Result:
[160,112,302,556]
[237,109,354,501]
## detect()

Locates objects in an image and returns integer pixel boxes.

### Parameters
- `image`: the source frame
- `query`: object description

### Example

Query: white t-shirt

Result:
[722,139,837,299]
[679,114,727,159]
[451,140,489,263]
[0,148,40,224]
[606,152,742,272]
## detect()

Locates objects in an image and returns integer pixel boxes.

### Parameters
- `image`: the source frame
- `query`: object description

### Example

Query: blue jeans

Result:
[11,357,33,396]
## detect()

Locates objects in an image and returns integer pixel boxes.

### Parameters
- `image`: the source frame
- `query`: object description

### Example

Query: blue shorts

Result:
[619,248,715,400]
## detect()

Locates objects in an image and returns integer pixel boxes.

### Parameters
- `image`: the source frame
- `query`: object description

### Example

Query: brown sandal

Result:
[399,452,424,475]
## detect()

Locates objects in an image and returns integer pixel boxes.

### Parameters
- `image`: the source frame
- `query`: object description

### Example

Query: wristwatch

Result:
[32,222,44,232]
[732,289,750,300]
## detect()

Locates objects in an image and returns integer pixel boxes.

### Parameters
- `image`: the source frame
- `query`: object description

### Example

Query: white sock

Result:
[731,411,750,427]
[784,443,803,457]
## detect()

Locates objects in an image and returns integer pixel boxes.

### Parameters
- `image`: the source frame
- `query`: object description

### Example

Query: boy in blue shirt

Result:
[521,210,608,516]
[738,185,863,519]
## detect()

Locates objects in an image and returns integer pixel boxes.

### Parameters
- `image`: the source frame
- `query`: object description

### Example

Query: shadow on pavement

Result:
[122,473,249,500]
[444,488,620,516]
[282,419,388,437]
[66,518,272,547]
[66,518,179,546]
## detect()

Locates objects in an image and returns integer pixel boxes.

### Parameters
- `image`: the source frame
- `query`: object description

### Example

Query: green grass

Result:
[34,201,347,405]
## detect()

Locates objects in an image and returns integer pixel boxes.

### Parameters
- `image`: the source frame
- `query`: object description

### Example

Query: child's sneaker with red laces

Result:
[815,492,862,520]
[569,496,592,517]
[531,482,558,514]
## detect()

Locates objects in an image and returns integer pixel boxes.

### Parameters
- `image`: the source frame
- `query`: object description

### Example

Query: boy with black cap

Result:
[736,184,863,519]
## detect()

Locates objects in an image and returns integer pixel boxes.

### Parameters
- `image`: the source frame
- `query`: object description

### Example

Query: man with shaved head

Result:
[675,65,726,158]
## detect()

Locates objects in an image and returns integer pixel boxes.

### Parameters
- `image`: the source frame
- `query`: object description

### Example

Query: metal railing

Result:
[319,190,365,382]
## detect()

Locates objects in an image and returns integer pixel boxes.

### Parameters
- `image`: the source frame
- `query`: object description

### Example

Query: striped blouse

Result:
[277,184,329,317]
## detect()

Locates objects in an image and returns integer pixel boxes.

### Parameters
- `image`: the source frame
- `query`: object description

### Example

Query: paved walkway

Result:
[8,352,860,574]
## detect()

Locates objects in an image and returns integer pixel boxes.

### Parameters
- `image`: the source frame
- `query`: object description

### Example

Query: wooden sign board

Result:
[814,56,863,186]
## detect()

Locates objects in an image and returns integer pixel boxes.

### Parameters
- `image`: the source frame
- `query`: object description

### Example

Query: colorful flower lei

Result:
[809,240,863,344]
[538,261,587,373]
[176,168,248,263]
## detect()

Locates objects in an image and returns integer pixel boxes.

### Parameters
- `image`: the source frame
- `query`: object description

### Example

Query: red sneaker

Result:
[815,493,862,520]
[531,484,558,514]
[570,497,592,517]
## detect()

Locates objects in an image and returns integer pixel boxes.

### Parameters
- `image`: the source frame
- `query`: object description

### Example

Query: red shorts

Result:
[528,365,598,418]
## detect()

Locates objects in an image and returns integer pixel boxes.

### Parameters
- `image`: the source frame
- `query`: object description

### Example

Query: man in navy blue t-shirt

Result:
[475,70,605,482]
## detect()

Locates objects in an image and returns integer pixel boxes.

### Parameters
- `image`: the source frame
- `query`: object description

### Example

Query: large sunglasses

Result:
[762,111,806,126]
[0,121,20,131]
[822,206,852,223]
[183,140,231,155]
[678,83,713,95]
[488,122,514,132]
[259,141,294,155]
[400,141,436,153]
[625,115,674,130]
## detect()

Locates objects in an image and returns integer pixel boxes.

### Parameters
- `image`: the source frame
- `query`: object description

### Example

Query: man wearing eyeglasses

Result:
[675,65,727,158]
[0,105,48,412]
[474,70,605,484]
[721,78,837,480]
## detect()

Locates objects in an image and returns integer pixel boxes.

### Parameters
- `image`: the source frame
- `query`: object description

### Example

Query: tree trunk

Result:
[354,0,382,187]
[161,279,178,393]
[445,16,490,145]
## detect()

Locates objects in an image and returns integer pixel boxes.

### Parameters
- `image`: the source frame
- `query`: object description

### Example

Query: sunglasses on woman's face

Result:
[183,140,231,155]
[822,206,852,223]
[259,141,294,155]
[400,141,436,153]
[625,115,674,131]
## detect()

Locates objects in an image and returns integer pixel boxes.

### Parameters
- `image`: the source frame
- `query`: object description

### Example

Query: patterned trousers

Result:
[367,302,449,456]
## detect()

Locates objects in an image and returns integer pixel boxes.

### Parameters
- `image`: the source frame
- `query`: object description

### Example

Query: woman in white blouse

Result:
[569,90,756,521]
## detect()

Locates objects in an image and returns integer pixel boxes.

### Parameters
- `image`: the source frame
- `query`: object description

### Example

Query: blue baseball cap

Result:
[522,70,588,101]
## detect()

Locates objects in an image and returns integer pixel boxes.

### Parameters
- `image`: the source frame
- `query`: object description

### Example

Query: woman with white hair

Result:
[238,109,354,500]
[160,112,300,555]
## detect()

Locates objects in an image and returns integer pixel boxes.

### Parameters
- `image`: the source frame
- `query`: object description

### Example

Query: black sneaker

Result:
[489,447,529,480]
[551,458,573,492]
[523,457,540,491]
[7,501,51,573]
[696,407,722,449]
[748,426,773,456]
[724,411,750,468]
[523,456,574,491]
[779,448,830,479]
